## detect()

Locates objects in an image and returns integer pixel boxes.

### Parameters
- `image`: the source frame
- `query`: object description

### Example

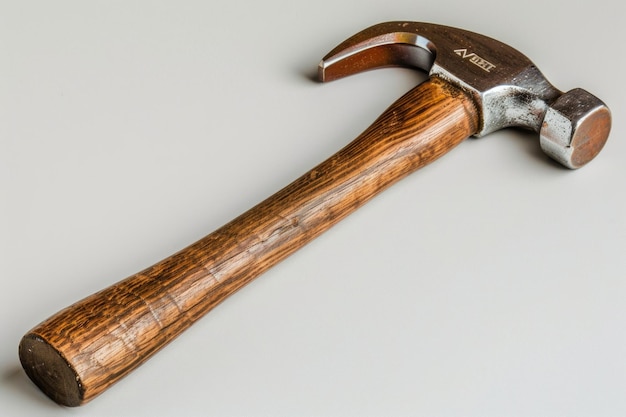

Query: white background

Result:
[1,1,624,416]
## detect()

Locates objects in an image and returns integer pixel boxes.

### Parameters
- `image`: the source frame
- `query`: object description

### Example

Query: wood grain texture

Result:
[19,77,479,406]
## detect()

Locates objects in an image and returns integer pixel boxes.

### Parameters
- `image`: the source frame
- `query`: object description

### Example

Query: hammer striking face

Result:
[19,21,611,406]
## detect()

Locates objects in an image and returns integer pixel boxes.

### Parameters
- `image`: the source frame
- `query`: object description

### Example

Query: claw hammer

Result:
[19,21,611,406]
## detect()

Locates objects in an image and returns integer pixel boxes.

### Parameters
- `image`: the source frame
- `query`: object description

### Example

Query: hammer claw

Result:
[319,23,435,82]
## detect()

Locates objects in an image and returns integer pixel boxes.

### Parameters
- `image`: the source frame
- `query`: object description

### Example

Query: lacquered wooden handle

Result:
[19,77,479,406]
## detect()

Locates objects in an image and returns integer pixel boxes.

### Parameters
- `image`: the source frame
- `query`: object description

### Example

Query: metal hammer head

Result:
[319,22,611,169]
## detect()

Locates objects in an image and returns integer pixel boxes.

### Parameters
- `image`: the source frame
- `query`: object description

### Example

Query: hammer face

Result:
[540,89,612,168]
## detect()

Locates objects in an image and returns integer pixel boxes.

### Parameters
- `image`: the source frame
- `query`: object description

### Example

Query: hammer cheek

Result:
[540,108,575,168]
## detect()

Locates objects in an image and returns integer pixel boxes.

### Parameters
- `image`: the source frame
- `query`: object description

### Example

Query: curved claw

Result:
[318,23,436,82]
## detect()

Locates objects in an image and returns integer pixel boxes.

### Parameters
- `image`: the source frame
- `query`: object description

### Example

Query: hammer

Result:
[19,21,611,406]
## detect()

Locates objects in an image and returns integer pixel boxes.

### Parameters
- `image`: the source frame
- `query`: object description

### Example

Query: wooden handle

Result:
[19,77,478,406]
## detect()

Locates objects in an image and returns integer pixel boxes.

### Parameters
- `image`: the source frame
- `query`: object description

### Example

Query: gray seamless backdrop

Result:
[1,1,624,416]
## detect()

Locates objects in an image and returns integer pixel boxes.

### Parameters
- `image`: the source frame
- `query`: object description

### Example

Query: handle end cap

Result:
[19,333,84,407]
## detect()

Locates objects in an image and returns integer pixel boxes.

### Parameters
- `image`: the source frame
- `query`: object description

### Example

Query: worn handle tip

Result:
[19,334,84,407]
